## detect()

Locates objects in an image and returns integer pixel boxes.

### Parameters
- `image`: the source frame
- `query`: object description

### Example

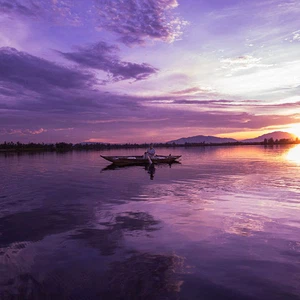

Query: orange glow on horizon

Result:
[285,123,300,139]
[85,125,300,144]
[216,130,269,141]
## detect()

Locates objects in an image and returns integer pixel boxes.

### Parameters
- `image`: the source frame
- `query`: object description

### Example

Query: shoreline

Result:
[0,141,299,153]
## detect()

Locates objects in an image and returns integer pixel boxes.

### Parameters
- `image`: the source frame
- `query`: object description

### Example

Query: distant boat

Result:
[100,155,181,166]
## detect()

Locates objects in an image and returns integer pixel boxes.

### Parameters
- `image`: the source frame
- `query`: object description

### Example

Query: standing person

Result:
[144,143,156,164]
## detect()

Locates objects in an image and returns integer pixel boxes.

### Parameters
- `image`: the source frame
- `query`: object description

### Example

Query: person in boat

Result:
[144,143,156,164]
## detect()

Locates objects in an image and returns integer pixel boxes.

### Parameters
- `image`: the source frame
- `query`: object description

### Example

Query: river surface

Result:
[1,145,300,300]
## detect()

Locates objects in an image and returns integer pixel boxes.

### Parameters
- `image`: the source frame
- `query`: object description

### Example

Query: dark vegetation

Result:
[0,137,299,153]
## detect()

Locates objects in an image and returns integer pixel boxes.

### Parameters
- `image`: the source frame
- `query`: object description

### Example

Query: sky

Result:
[0,0,300,144]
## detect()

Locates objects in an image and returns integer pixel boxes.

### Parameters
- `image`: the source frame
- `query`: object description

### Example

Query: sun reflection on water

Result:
[285,144,300,164]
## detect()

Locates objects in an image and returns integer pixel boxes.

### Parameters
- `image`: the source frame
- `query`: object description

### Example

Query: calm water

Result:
[1,145,300,300]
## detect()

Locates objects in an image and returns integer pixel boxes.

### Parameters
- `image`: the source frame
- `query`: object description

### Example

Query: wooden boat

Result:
[100,155,181,166]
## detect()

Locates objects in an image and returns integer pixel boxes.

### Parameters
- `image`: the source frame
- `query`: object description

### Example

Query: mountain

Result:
[167,131,297,145]
[241,131,296,143]
[167,135,238,144]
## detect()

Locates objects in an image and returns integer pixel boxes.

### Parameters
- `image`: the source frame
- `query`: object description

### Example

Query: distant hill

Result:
[241,131,296,143]
[166,131,297,145]
[167,135,238,144]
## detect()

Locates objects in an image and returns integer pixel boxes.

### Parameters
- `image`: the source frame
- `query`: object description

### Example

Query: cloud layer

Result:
[0,47,94,94]
[0,0,40,17]
[0,0,187,44]
[1,46,300,143]
[58,42,158,82]
[1,1,300,143]
[94,0,187,45]
[0,0,83,26]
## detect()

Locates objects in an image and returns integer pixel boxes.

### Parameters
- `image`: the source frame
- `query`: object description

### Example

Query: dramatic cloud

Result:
[0,46,149,141]
[58,42,158,82]
[0,0,188,38]
[94,0,187,45]
[1,91,300,143]
[1,0,300,143]
[0,47,95,94]
[0,0,40,17]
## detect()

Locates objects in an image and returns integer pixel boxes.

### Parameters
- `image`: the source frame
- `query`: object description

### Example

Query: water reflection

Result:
[1,147,300,299]
[104,253,185,299]
[0,252,185,300]
[69,211,161,255]
[101,161,180,181]
[285,144,300,164]
[102,161,180,171]
[0,209,88,248]
[223,213,270,237]
[0,273,46,300]
[145,164,156,180]
[101,163,122,171]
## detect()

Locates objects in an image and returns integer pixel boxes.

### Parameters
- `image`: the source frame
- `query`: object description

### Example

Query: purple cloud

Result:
[0,0,40,17]
[0,1,187,45]
[0,47,147,140]
[172,87,209,95]
[58,42,158,82]
[0,128,47,136]
[170,87,220,98]
[172,99,300,110]
[1,47,299,143]
[173,99,232,105]
[0,0,84,26]
[0,47,95,94]
[1,44,299,144]
[94,0,187,45]
[1,93,300,143]
[0,48,152,122]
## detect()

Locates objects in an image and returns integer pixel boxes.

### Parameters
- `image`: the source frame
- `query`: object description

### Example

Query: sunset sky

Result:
[1,0,300,143]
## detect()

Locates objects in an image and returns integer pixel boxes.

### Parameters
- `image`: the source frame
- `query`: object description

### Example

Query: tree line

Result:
[0,138,299,152]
